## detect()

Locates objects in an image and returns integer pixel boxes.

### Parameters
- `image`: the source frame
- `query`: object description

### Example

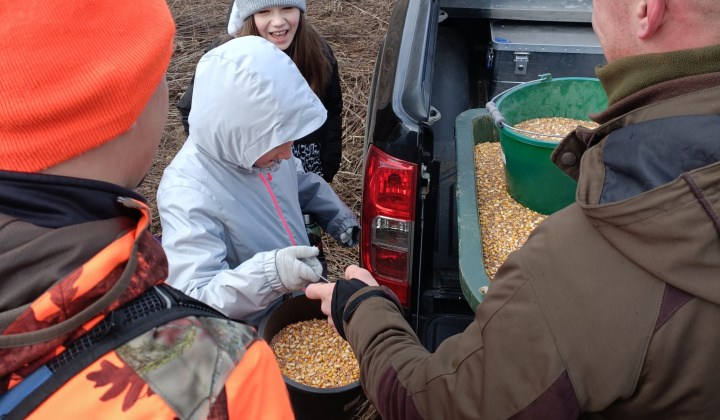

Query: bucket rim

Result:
[282,373,361,394]
[494,76,602,147]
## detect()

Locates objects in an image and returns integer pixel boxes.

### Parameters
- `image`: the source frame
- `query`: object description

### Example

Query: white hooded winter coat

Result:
[157,36,359,319]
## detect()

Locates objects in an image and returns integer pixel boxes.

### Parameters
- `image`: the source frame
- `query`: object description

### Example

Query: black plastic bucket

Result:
[258,292,363,420]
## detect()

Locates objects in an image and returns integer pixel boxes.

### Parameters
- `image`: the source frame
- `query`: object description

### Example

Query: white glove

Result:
[275,246,323,291]
[339,226,360,247]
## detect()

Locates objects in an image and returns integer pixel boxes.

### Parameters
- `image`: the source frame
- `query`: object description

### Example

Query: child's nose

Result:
[270,10,284,25]
[277,149,292,160]
[277,143,294,160]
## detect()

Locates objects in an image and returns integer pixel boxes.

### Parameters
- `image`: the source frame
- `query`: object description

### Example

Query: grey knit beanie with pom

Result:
[228,0,306,34]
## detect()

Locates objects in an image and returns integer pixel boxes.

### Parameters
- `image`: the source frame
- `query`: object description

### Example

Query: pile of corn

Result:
[474,142,547,280]
[514,117,599,142]
[475,117,597,279]
[270,319,360,388]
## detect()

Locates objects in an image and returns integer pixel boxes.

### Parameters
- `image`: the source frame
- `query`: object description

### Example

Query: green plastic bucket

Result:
[491,77,607,215]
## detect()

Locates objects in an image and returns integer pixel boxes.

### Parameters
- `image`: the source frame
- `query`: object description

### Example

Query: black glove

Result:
[331,279,403,340]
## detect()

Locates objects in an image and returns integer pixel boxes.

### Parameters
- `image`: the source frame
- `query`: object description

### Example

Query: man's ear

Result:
[637,0,666,39]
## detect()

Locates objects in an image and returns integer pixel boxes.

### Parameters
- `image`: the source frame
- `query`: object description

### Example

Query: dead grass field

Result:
[140,0,396,417]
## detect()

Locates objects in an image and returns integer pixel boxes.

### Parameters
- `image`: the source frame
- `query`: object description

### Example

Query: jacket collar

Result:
[0,170,145,228]
[552,68,720,181]
[595,114,720,204]
[595,43,720,106]
[0,186,166,379]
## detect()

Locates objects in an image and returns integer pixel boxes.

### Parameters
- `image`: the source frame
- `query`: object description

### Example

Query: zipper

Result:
[258,173,296,245]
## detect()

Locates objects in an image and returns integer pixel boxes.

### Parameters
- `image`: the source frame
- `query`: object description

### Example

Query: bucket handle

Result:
[489,73,553,104]
[485,73,566,139]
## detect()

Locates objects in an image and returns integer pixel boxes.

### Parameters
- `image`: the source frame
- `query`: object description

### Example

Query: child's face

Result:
[253,6,300,51]
[254,142,294,168]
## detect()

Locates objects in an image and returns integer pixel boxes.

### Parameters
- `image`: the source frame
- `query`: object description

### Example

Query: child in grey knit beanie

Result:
[228,0,306,34]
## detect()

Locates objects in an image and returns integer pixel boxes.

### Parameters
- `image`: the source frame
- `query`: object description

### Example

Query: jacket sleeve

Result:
[342,255,573,419]
[296,170,359,240]
[318,46,343,183]
[157,185,288,320]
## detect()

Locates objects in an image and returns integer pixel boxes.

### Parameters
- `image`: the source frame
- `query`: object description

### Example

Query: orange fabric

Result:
[2,198,150,336]
[225,340,295,419]
[4,196,287,418]
[26,341,294,419]
[0,0,175,173]
[27,352,176,420]
[0,199,165,387]
[30,231,135,323]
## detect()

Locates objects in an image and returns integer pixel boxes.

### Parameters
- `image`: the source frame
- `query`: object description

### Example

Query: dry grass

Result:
[140,0,396,418]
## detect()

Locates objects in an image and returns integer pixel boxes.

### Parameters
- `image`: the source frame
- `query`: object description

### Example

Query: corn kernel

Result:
[270,319,360,388]
[475,117,596,278]
[513,117,599,142]
[474,142,546,280]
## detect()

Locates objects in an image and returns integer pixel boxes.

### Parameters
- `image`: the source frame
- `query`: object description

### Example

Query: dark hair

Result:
[234,12,332,98]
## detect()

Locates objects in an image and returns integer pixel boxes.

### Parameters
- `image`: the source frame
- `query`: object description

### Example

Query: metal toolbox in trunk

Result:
[487,20,606,99]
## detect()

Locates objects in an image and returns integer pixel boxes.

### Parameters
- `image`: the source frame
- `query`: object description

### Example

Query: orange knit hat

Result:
[0,0,175,173]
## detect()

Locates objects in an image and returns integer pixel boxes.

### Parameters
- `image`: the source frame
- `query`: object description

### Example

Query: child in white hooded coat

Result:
[157,36,359,321]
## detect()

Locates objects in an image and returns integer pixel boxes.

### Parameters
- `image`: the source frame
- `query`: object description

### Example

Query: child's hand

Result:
[339,226,360,247]
[275,246,323,291]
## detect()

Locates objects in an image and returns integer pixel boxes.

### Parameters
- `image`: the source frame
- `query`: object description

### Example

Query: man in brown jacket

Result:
[307,0,720,418]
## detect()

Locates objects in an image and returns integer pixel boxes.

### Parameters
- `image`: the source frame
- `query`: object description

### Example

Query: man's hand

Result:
[305,282,337,331]
[305,264,379,333]
[344,264,379,286]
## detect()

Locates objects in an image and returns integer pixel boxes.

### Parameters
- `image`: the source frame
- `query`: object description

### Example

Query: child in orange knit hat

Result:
[0,1,293,419]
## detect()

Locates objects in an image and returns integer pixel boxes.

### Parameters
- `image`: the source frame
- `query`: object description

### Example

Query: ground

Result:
[141,0,396,417]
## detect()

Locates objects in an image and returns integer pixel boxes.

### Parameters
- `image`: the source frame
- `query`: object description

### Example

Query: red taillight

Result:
[361,145,416,306]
